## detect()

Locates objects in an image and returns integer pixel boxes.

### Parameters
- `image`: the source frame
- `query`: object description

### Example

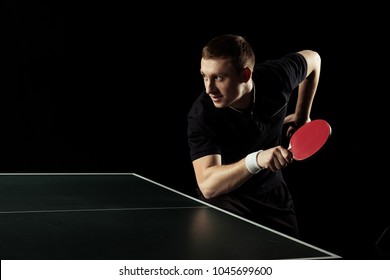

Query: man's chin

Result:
[212,102,225,109]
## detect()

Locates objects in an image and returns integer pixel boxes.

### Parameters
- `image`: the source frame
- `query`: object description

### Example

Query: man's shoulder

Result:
[255,52,303,70]
[253,52,307,87]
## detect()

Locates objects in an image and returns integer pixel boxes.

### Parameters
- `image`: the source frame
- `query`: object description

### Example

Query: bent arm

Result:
[193,154,249,199]
[193,146,293,199]
[286,50,321,127]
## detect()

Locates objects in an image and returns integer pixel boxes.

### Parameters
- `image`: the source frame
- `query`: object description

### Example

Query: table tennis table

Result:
[0,173,340,260]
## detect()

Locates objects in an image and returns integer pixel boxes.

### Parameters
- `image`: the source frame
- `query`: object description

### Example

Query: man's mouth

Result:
[210,95,223,103]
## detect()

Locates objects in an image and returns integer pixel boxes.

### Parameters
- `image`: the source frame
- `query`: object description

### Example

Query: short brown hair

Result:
[201,34,255,72]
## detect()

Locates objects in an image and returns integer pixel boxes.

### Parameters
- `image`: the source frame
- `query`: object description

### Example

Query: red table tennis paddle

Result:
[288,119,332,161]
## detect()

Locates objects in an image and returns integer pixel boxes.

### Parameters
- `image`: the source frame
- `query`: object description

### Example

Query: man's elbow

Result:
[198,184,219,200]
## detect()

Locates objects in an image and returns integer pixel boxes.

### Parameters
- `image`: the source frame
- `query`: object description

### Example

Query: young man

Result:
[187,34,321,237]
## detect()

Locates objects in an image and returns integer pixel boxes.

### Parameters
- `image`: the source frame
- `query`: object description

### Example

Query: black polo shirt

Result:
[187,53,307,236]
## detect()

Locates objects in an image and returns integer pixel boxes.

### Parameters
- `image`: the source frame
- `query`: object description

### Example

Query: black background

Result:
[3,1,389,259]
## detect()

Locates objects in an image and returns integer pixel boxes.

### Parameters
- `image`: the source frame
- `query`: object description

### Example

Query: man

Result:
[187,34,321,237]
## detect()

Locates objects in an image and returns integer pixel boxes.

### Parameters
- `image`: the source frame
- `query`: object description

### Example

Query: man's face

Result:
[200,58,244,109]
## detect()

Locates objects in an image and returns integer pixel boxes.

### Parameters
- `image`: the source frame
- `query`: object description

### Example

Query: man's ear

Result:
[242,67,252,82]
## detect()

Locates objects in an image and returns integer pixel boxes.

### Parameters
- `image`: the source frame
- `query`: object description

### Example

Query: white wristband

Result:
[245,150,264,174]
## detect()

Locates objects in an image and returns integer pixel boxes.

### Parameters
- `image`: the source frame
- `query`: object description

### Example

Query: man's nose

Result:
[205,80,216,94]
